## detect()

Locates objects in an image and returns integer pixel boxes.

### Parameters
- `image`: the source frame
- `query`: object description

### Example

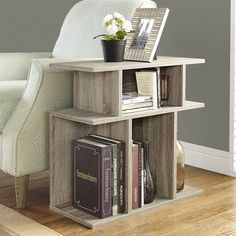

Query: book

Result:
[73,138,112,219]
[132,143,139,209]
[85,135,118,215]
[141,148,144,207]
[135,71,158,110]
[157,68,161,108]
[122,107,153,114]
[122,93,152,105]
[89,134,125,214]
[134,141,143,208]
[160,75,169,107]
[122,101,153,111]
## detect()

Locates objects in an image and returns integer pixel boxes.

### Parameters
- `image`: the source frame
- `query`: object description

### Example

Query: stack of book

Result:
[122,71,158,114]
[132,140,151,209]
[122,93,153,113]
[122,70,169,113]
[73,135,125,219]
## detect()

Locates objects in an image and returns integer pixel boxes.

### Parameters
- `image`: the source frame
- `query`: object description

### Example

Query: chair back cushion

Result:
[53,0,156,58]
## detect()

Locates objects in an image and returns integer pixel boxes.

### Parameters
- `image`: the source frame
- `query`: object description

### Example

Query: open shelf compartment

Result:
[123,65,185,109]
[50,113,202,229]
[72,64,187,117]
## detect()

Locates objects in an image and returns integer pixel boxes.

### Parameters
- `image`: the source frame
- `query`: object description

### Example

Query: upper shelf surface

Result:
[50,56,205,73]
[50,101,205,125]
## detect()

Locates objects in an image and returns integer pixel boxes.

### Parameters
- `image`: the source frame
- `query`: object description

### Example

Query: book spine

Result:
[122,107,152,114]
[141,148,144,207]
[122,102,153,111]
[112,145,118,215]
[132,144,139,209]
[118,143,125,213]
[137,143,142,208]
[101,147,112,218]
[157,68,161,108]
[122,97,151,105]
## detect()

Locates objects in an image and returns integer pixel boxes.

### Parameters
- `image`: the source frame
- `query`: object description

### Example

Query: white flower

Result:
[114,12,125,22]
[103,14,113,26]
[106,23,118,35]
[123,20,132,32]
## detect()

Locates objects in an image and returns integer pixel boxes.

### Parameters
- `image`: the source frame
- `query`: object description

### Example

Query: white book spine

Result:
[122,107,153,114]
[122,97,151,105]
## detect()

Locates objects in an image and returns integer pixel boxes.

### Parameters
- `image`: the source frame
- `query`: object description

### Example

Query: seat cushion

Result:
[0,80,27,132]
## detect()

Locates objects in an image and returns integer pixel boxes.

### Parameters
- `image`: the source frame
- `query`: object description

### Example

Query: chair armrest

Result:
[0,52,52,81]
[2,57,97,176]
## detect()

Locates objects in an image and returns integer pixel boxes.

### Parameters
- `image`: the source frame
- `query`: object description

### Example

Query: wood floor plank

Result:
[0,167,236,235]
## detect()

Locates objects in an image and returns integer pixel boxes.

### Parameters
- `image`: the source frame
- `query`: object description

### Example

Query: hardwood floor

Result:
[0,166,236,236]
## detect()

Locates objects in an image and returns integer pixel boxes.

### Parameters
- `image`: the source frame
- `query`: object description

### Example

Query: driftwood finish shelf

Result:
[49,57,205,229]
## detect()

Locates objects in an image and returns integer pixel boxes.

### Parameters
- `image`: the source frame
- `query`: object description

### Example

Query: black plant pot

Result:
[101,40,126,62]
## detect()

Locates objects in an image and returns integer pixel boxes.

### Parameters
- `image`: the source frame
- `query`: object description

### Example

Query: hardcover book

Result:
[135,71,158,110]
[132,143,139,209]
[134,141,143,208]
[73,138,112,219]
[89,134,126,213]
[86,135,118,215]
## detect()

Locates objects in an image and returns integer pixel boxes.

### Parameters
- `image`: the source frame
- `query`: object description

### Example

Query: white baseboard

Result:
[180,141,232,176]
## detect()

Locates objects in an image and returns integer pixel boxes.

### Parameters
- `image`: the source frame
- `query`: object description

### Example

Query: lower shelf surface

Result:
[50,185,203,229]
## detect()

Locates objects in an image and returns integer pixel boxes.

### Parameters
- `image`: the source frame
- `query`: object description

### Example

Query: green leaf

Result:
[104,35,116,41]
[116,30,126,40]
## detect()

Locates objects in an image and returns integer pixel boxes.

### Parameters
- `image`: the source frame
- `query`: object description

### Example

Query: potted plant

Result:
[94,12,132,62]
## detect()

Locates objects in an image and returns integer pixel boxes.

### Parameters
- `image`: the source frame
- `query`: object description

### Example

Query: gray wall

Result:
[0,0,231,151]
[0,0,78,52]
[157,0,231,152]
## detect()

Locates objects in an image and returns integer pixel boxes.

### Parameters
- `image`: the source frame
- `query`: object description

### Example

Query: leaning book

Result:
[72,138,113,219]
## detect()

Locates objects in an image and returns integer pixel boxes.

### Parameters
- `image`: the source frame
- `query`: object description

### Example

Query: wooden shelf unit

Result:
[49,57,205,229]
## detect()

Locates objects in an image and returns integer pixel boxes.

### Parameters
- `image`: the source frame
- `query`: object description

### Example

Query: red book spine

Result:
[132,144,139,209]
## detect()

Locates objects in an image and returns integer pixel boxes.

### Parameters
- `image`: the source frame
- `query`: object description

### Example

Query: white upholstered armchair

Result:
[0,0,156,209]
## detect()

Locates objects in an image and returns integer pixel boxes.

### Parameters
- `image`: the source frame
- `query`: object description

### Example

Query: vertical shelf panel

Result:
[161,66,185,106]
[50,116,93,207]
[74,70,122,116]
[133,112,177,200]
[94,120,133,214]
[50,116,133,214]
[123,69,138,93]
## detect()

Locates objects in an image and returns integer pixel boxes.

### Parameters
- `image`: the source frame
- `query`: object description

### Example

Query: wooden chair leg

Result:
[15,175,29,209]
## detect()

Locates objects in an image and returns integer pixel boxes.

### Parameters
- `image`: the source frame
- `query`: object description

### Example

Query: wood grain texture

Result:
[50,57,205,73]
[15,175,29,209]
[50,185,201,229]
[133,113,177,199]
[50,114,133,226]
[161,66,184,106]
[50,101,204,126]
[1,167,235,236]
[92,120,133,214]
[50,117,92,207]
[73,71,122,116]
[122,69,138,93]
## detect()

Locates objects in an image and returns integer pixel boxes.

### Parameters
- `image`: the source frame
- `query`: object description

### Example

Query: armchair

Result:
[0,0,156,209]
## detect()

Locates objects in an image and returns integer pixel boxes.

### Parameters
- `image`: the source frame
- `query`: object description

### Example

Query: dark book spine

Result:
[101,147,113,218]
[161,75,169,107]
[132,144,139,209]
[118,143,125,213]
[137,143,142,208]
